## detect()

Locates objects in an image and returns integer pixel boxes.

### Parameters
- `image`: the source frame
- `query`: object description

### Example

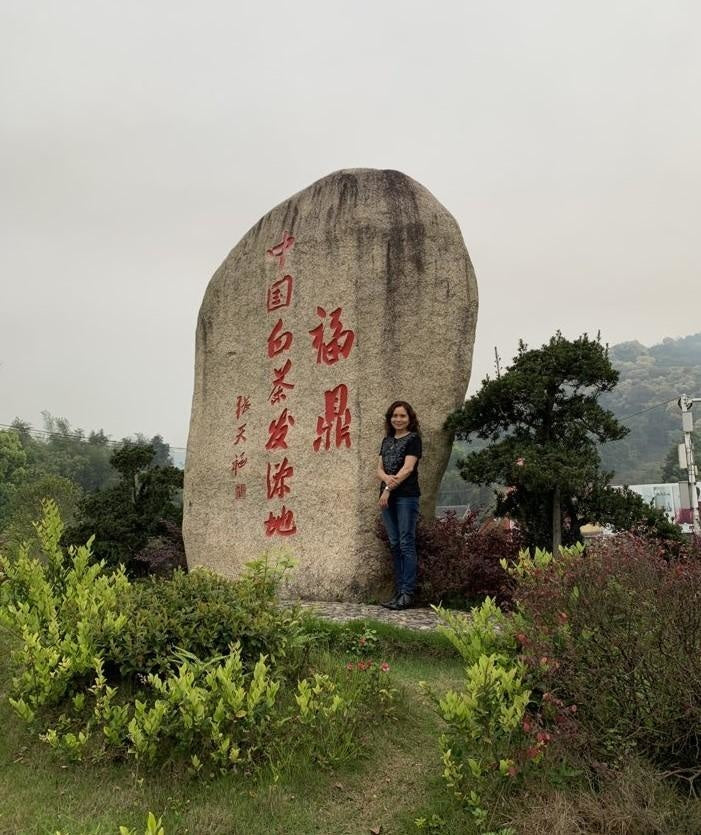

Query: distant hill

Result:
[600,333,701,484]
[437,332,701,508]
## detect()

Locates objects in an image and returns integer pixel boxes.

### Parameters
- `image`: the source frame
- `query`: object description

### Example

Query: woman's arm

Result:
[377,455,391,485]
[378,454,392,508]
[386,455,418,488]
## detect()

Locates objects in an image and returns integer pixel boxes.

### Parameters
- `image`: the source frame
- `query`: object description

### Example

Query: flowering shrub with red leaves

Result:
[514,534,701,774]
[377,512,522,608]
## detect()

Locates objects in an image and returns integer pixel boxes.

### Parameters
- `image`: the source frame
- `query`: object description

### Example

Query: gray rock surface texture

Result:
[183,168,478,600]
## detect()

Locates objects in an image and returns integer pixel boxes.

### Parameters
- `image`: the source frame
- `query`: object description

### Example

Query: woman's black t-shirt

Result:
[379,432,422,498]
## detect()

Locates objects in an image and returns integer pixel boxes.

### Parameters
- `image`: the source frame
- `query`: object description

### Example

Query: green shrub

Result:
[40,645,283,768]
[1,501,394,775]
[513,535,701,775]
[0,499,129,719]
[106,559,307,680]
[428,601,538,831]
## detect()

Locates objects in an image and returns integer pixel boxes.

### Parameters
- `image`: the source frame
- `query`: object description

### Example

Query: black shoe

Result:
[381,592,400,609]
[388,593,414,611]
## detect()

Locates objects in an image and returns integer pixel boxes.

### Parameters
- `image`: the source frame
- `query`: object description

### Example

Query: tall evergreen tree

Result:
[64,441,183,573]
[445,333,629,551]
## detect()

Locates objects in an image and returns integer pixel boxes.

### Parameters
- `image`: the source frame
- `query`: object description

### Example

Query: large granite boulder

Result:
[183,169,478,600]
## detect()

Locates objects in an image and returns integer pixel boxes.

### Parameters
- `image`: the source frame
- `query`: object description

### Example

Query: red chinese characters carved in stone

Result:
[234,424,247,445]
[313,384,352,451]
[266,231,295,269]
[267,318,293,358]
[309,306,355,365]
[267,274,294,312]
[230,452,248,476]
[235,484,247,500]
[268,358,294,405]
[266,457,294,500]
[264,505,297,537]
[236,395,251,420]
[265,408,295,451]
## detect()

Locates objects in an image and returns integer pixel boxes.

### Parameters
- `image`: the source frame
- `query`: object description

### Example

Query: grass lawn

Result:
[0,625,486,835]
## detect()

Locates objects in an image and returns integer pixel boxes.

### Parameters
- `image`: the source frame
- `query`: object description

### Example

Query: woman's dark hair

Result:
[384,400,421,436]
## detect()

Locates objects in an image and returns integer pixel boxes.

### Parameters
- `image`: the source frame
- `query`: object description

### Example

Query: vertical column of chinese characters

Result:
[264,232,298,537]
[231,393,251,500]
[309,305,356,451]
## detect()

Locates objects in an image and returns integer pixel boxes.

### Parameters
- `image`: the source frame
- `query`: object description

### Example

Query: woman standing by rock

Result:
[377,400,422,610]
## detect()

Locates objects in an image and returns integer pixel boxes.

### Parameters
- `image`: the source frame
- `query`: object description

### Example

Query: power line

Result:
[0,422,187,451]
[616,398,679,423]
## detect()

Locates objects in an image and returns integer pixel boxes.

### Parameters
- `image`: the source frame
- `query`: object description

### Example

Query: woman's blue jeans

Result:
[381,496,420,596]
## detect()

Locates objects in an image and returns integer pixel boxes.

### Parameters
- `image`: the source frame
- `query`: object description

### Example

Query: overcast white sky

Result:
[2,1,699,453]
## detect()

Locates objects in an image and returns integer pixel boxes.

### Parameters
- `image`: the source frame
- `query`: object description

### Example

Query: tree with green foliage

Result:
[445,333,641,552]
[0,474,82,556]
[0,430,28,527]
[63,441,184,574]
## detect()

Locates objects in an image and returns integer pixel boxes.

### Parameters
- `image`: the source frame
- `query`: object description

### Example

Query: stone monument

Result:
[183,168,478,600]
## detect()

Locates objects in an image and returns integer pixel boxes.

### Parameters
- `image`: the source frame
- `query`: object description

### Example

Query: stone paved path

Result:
[284,599,442,631]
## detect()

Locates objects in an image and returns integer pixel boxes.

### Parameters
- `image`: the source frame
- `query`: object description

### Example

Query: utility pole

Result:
[678,394,701,535]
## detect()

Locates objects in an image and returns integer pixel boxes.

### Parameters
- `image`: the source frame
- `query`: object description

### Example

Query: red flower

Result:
[380,662,390,673]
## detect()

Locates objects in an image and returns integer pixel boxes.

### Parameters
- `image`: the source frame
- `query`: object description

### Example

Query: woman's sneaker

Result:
[388,593,414,611]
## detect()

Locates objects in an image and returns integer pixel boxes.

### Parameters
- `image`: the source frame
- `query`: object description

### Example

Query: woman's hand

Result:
[379,489,390,509]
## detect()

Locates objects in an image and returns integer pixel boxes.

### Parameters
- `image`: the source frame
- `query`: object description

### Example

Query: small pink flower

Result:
[346,663,354,671]
[380,662,390,673]
[515,457,525,467]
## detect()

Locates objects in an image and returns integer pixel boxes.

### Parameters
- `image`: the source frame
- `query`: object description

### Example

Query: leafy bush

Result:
[40,646,283,768]
[427,601,544,831]
[0,501,394,775]
[513,535,701,774]
[106,559,306,680]
[0,500,130,719]
[376,512,522,608]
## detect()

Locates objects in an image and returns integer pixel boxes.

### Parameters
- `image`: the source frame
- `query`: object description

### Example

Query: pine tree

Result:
[445,332,628,551]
